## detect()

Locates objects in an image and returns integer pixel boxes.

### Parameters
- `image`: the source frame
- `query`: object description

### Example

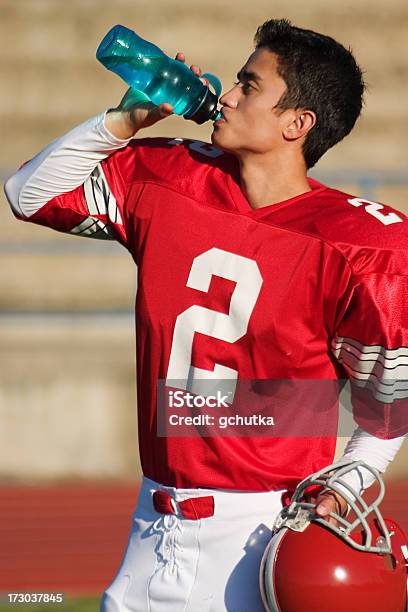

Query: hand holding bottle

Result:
[105,52,209,140]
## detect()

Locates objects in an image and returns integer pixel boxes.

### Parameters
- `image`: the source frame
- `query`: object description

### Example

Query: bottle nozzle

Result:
[184,88,220,124]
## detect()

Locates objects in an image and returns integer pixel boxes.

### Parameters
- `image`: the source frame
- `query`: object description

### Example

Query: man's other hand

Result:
[315,490,348,526]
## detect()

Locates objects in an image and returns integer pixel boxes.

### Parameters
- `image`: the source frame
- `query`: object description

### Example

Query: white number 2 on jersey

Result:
[348,197,403,226]
[165,248,263,400]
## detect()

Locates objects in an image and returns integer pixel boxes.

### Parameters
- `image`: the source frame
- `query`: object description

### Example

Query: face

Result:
[211,48,290,156]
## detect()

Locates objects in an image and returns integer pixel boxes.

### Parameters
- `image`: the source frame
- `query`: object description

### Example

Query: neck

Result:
[237,150,311,209]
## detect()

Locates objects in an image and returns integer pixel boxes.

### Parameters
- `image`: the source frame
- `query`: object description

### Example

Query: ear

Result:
[283,110,316,141]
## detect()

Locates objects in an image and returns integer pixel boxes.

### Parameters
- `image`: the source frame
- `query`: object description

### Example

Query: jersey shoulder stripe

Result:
[332,335,408,404]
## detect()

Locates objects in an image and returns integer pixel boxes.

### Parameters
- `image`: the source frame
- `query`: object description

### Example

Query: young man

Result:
[4,19,407,612]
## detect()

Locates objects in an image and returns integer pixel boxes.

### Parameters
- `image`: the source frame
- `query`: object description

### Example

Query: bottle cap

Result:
[184,89,220,125]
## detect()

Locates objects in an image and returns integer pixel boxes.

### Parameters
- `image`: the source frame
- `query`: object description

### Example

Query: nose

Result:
[219,85,238,109]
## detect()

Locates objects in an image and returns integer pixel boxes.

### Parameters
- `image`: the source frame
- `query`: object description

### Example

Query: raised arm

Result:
[4,112,132,221]
[3,53,202,238]
[3,87,175,220]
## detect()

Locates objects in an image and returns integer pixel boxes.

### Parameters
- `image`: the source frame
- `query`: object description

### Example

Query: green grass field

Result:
[0,598,100,612]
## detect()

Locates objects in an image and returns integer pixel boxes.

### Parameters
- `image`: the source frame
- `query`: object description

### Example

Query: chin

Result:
[211,129,235,153]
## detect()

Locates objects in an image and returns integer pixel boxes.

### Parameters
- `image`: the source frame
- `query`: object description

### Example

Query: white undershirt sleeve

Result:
[3,112,131,218]
[334,426,405,500]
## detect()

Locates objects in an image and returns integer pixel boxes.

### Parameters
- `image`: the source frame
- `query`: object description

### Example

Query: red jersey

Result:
[23,137,408,491]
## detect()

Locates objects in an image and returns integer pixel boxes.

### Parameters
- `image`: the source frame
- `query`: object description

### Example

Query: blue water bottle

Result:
[96,25,222,124]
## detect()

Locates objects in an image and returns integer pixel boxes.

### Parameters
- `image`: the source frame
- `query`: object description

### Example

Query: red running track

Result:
[0,483,139,596]
[0,480,407,596]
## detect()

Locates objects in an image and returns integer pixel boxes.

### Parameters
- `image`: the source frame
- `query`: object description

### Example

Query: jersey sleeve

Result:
[26,158,129,246]
[3,112,133,249]
[332,271,408,438]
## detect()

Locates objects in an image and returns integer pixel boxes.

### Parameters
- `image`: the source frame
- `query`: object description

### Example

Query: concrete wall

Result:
[1,0,407,481]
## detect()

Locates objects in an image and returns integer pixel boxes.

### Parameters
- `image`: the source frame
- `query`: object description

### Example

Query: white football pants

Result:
[100,477,284,612]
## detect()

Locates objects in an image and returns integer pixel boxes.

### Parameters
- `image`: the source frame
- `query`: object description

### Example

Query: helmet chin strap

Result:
[272,459,393,554]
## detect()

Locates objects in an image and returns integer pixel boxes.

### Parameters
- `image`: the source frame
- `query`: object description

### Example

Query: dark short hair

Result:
[254,19,365,168]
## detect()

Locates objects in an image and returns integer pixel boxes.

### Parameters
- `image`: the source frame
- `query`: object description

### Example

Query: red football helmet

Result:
[260,459,408,612]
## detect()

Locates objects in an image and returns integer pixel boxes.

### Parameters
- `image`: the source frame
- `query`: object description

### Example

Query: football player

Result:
[4,18,407,611]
